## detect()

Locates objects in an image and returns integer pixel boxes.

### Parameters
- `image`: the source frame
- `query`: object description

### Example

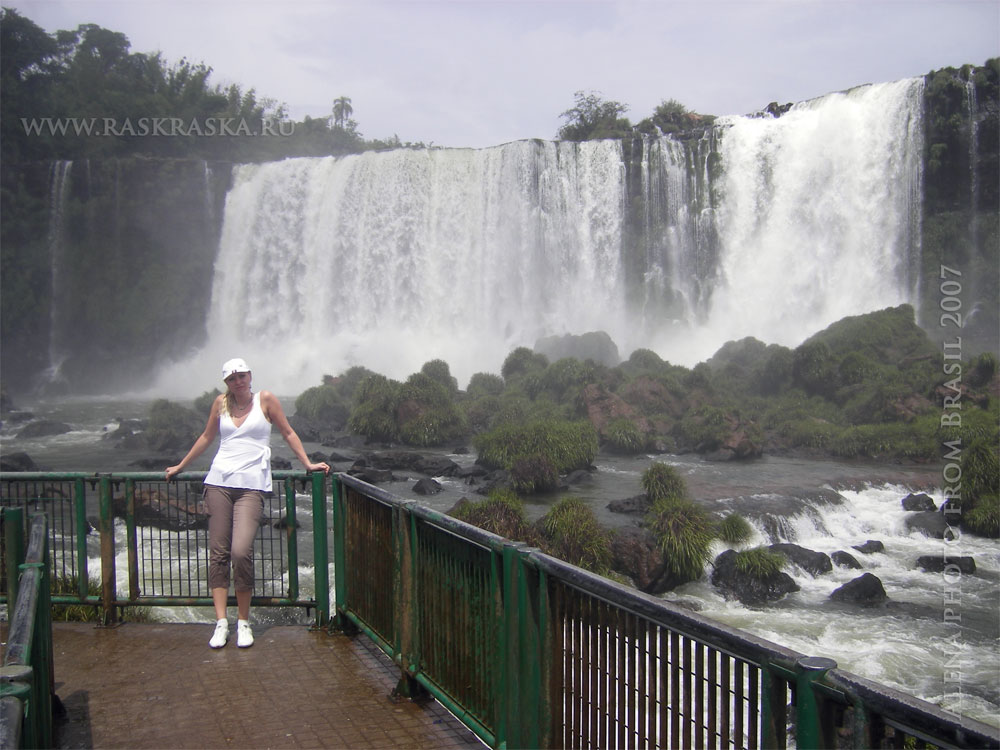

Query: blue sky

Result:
[8,0,1000,148]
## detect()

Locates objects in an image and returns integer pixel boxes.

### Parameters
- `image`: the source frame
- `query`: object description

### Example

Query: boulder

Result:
[916,556,976,575]
[534,331,620,367]
[852,540,885,554]
[830,573,888,607]
[16,420,72,439]
[710,549,800,606]
[348,467,395,484]
[901,492,937,511]
[609,526,693,595]
[365,451,425,471]
[412,477,443,495]
[0,451,37,471]
[831,551,864,569]
[414,456,460,477]
[607,494,652,516]
[579,384,651,445]
[768,543,832,577]
[904,512,951,539]
[114,488,207,532]
[473,469,513,496]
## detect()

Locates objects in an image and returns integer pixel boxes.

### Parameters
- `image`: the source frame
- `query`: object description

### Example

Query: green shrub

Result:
[733,547,786,577]
[539,358,593,403]
[641,462,687,502]
[347,374,402,442]
[970,352,998,388]
[645,497,714,581]
[501,347,548,380]
[420,359,459,392]
[717,513,754,545]
[510,453,559,493]
[467,372,505,399]
[474,418,597,475]
[294,383,345,421]
[194,389,220,415]
[540,496,612,573]
[448,489,539,543]
[965,495,999,538]
[604,417,648,454]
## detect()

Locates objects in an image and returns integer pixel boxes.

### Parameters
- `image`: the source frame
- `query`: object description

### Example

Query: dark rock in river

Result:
[852,540,885,554]
[0,451,37,471]
[905,511,950,538]
[113,488,207,532]
[412,477,443,495]
[831,550,864,569]
[415,456,460,477]
[365,451,425,471]
[917,555,976,575]
[609,526,695,595]
[711,549,800,606]
[901,492,937,511]
[830,573,888,607]
[768,543,832,576]
[607,494,651,515]
[473,469,513,496]
[17,420,73,439]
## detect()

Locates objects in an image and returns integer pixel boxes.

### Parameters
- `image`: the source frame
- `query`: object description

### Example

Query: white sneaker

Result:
[237,620,254,648]
[209,619,229,649]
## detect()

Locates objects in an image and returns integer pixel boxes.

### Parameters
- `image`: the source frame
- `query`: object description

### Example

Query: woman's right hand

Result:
[165,465,183,481]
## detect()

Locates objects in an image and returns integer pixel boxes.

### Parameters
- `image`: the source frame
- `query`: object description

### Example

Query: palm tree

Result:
[332,96,353,130]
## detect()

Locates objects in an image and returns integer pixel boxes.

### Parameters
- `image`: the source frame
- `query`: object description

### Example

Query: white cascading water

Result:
[180,77,924,393]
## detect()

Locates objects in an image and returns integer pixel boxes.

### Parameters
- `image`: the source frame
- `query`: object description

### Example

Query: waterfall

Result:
[46,160,73,378]
[193,77,925,392]
[966,76,980,246]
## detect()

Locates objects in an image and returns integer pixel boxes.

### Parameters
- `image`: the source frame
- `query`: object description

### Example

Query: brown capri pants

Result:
[204,485,264,592]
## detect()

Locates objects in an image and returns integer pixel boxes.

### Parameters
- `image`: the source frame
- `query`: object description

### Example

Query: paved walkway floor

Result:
[45,621,486,749]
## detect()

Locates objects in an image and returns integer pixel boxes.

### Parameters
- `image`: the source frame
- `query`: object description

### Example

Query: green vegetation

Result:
[645,496,715,582]
[540,496,612,574]
[717,513,754,546]
[733,547,786,578]
[641,462,687,502]
[448,489,540,544]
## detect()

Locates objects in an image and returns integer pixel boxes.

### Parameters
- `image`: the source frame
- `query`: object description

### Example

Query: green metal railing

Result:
[332,473,1000,750]
[0,472,330,627]
[1,510,55,749]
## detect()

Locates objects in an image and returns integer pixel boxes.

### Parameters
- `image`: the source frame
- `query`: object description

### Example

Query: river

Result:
[1,395,997,726]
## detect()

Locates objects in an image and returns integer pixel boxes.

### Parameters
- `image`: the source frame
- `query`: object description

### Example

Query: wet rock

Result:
[473,469,513,496]
[455,464,489,480]
[414,456,459,477]
[412,477,442,495]
[917,556,976,575]
[710,549,800,606]
[768,543,832,577]
[114,488,207,532]
[365,451,425,470]
[348,467,395,484]
[0,451,37,471]
[609,526,692,595]
[16,420,73,439]
[830,573,888,607]
[904,512,950,538]
[564,469,594,486]
[852,540,885,554]
[901,492,937,511]
[607,494,651,515]
[831,551,864,569]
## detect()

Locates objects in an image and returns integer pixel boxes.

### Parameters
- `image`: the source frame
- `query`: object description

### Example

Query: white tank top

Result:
[205,392,272,492]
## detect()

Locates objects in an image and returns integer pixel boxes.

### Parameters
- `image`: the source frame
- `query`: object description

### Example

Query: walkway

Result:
[44,621,486,749]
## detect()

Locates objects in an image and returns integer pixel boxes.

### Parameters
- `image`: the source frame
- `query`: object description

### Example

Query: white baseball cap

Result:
[222,357,251,380]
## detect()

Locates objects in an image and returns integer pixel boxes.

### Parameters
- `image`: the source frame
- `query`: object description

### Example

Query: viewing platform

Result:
[32,621,484,749]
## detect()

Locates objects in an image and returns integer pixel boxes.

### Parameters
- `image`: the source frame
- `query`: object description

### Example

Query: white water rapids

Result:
[158,77,924,395]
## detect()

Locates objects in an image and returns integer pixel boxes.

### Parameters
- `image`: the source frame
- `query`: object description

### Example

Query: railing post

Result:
[97,474,119,626]
[795,656,837,750]
[311,471,330,629]
[392,503,424,698]
[73,478,88,601]
[3,507,25,625]
[285,479,299,602]
[761,663,788,749]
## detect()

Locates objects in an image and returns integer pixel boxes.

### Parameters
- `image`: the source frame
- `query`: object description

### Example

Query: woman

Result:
[165,357,330,649]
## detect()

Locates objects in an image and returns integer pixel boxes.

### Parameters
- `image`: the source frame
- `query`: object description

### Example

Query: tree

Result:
[557,90,631,141]
[332,95,353,129]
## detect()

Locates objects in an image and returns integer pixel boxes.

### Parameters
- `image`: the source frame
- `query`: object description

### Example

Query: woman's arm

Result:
[165,395,222,480]
[261,391,331,474]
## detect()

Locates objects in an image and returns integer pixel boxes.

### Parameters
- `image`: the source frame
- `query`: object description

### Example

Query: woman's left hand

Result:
[306,461,331,475]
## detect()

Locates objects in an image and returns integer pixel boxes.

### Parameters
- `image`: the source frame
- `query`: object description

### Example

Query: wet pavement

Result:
[40,621,486,749]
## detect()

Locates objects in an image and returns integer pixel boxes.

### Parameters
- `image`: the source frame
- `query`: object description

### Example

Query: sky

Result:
[6,0,1000,148]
